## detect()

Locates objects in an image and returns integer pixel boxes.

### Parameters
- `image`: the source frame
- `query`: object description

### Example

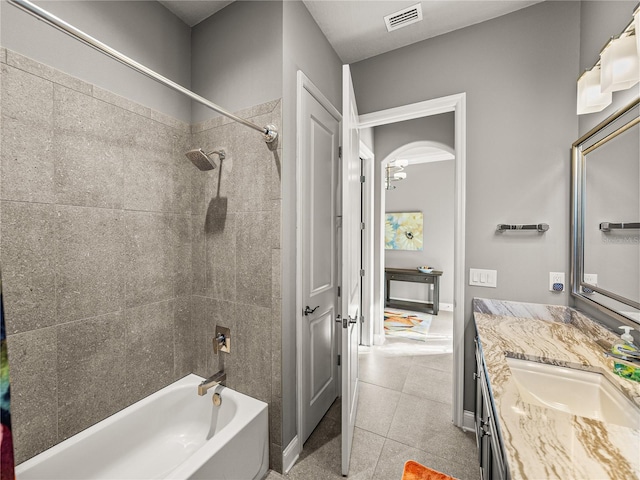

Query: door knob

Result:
[304,305,320,316]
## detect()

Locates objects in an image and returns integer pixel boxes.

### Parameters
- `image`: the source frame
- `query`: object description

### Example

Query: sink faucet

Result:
[198,370,226,396]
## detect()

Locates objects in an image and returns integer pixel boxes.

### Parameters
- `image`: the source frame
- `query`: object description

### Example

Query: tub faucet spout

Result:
[198,371,226,396]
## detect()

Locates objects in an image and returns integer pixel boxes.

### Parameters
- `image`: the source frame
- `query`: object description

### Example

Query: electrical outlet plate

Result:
[549,272,565,292]
[582,273,597,294]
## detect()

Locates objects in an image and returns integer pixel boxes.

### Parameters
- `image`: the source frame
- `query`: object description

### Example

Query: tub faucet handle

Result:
[214,326,230,354]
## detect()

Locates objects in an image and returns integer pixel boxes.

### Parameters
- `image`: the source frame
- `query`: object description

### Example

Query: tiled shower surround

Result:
[0,48,283,468]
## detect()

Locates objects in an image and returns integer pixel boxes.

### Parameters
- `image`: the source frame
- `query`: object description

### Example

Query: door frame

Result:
[294,70,342,465]
[359,142,375,346]
[358,93,467,427]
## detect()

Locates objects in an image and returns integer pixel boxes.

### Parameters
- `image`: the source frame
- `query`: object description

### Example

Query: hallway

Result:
[268,310,479,480]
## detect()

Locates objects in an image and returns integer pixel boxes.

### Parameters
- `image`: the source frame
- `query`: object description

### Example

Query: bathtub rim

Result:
[16,374,269,479]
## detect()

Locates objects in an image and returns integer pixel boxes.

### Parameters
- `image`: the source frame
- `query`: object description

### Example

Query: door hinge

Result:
[337,286,341,297]
[336,216,343,228]
[337,354,341,366]
[360,175,365,183]
[338,146,342,159]
[360,222,365,230]
[360,315,364,324]
[360,269,365,277]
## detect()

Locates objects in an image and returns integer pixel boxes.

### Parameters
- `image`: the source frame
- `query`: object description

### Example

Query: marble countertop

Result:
[473,298,640,480]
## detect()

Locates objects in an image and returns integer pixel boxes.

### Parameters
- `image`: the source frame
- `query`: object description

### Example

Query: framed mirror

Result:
[571,98,640,326]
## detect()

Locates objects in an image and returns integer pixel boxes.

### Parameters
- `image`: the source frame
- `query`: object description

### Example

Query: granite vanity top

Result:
[473,298,640,480]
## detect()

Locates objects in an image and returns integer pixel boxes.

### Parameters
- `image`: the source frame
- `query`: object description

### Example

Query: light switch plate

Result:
[469,268,497,288]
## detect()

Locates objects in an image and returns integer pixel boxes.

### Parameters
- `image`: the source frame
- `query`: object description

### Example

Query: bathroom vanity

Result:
[473,298,640,480]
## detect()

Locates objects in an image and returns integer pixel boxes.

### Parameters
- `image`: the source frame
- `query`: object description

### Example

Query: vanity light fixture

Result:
[577,4,640,115]
[577,66,612,114]
[600,34,639,94]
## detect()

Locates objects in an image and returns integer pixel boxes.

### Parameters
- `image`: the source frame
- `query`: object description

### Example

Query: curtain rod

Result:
[8,0,278,144]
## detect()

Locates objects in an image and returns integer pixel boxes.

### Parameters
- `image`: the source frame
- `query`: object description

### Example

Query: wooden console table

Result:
[384,268,443,315]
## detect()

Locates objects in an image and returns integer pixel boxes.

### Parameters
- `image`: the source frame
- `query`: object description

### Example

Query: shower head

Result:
[185,148,225,171]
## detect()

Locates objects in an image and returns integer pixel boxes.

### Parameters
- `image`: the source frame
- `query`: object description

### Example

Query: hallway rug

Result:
[384,310,432,341]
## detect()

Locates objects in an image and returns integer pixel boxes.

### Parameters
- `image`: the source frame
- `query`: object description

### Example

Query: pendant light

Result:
[577,66,612,114]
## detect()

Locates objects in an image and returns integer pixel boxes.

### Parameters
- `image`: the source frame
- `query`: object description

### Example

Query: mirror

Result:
[572,98,640,325]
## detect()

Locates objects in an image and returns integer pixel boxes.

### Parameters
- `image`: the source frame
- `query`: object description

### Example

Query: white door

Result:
[341,64,361,476]
[300,74,341,445]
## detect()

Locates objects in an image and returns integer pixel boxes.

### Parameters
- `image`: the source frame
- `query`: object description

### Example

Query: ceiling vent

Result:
[384,3,423,32]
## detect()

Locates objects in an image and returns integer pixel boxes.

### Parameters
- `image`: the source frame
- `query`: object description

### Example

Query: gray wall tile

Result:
[172,214,193,298]
[174,296,193,379]
[192,215,207,296]
[123,113,191,214]
[6,50,93,96]
[271,297,282,398]
[205,213,236,301]
[1,201,56,334]
[236,303,271,403]
[57,312,127,439]
[93,86,151,119]
[124,212,174,308]
[6,327,58,464]
[53,85,125,209]
[55,205,125,322]
[236,212,272,307]
[125,300,175,403]
[1,65,54,203]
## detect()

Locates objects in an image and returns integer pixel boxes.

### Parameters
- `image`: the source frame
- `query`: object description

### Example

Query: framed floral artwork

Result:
[385,212,423,250]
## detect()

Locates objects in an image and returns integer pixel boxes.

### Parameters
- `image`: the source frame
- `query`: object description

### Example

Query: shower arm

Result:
[8,0,278,144]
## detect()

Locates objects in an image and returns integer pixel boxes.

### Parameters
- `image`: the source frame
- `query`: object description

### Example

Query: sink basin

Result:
[506,357,640,429]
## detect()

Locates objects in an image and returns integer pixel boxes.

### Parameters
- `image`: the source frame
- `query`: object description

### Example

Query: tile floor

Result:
[266,310,479,480]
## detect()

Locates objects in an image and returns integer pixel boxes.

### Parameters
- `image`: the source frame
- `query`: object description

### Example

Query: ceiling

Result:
[159,0,543,63]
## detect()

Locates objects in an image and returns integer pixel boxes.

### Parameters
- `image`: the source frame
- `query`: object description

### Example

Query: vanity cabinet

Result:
[475,337,509,480]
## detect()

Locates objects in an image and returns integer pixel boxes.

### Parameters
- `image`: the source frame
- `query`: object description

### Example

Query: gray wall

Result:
[281,0,343,451]
[375,113,455,161]
[578,1,638,136]
[375,114,455,306]
[351,1,580,411]
[191,0,283,124]
[0,0,192,122]
[1,49,193,463]
[384,161,455,305]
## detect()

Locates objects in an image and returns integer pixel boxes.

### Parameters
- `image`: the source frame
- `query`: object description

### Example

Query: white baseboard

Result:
[462,410,475,432]
[282,435,300,474]
[373,333,386,345]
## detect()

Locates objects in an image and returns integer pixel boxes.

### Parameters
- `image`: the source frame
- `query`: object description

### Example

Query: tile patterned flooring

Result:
[266,310,479,480]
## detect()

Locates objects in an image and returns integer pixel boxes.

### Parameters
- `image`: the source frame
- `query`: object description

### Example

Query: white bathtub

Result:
[16,374,269,480]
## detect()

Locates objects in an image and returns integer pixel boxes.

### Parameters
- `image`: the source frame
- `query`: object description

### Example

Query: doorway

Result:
[358,94,466,427]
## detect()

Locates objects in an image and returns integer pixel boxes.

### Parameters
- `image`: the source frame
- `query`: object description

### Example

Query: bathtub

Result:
[16,374,269,480]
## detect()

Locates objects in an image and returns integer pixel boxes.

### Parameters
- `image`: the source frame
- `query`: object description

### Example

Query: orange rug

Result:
[402,460,457,480]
